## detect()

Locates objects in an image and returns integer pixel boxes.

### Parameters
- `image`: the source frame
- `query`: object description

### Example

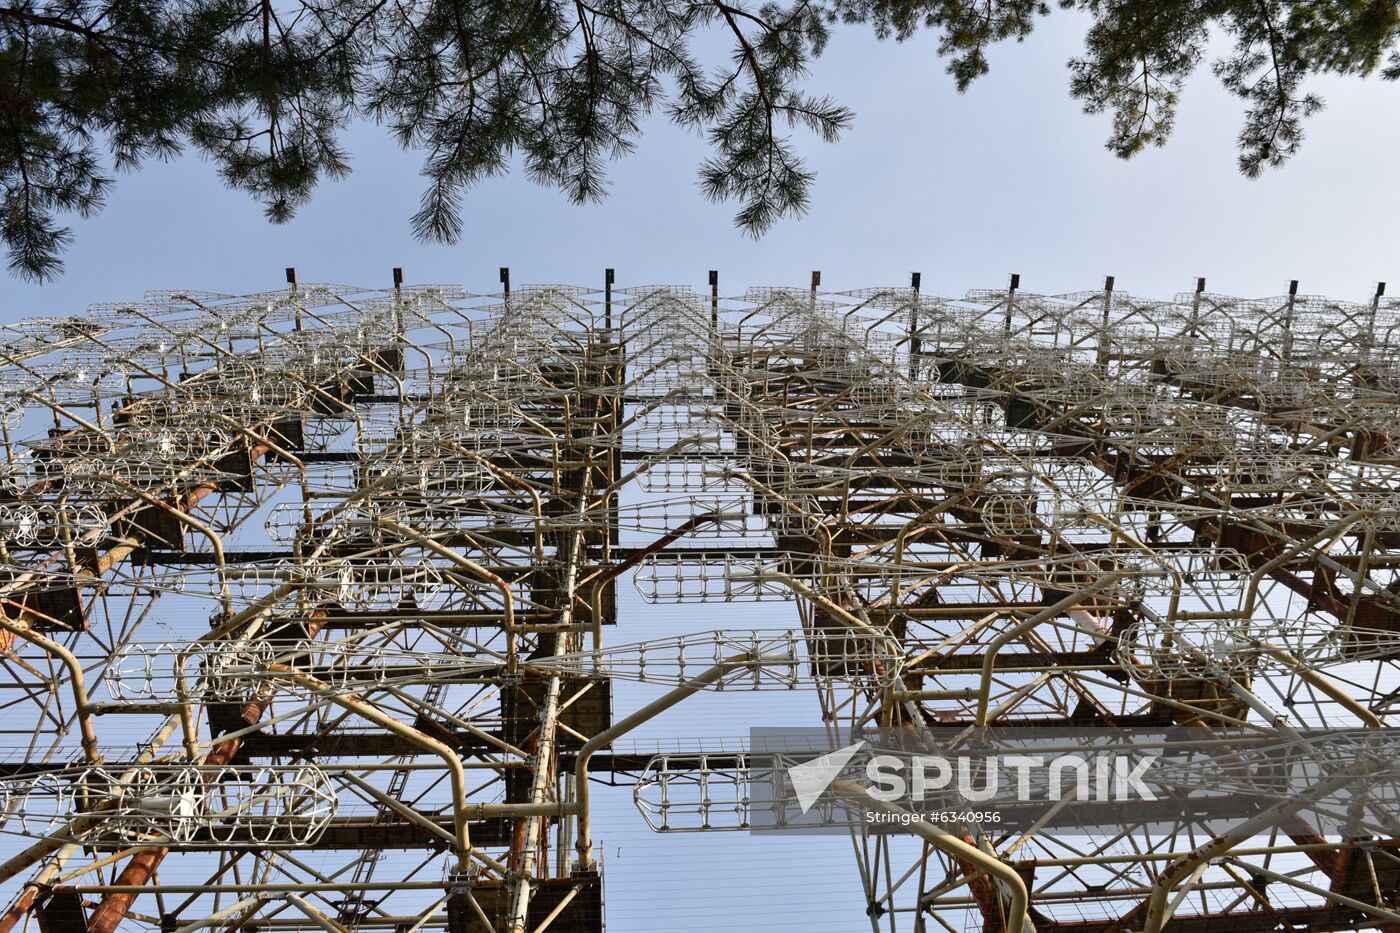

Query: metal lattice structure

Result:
[3,271,1400,933]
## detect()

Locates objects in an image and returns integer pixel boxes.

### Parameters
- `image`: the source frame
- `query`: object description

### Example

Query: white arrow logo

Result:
[787,741,866,814]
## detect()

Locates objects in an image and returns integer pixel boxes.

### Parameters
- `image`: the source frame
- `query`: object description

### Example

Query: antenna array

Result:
[1,276,1399,933]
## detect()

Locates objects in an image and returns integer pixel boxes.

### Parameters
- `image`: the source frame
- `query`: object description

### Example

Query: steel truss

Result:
[1,273,1399,933]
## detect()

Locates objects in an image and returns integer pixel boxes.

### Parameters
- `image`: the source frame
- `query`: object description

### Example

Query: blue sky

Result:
[4,7,1399,312]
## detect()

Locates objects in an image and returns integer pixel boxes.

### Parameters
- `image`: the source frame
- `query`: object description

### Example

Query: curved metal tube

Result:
[265,666,479,873]
[832,780,1031,933]
[377,518,518,669]
[1143,762,1379,933]
[573,653,757,869]
[976,573,1125,727]
[0,614,99,762]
